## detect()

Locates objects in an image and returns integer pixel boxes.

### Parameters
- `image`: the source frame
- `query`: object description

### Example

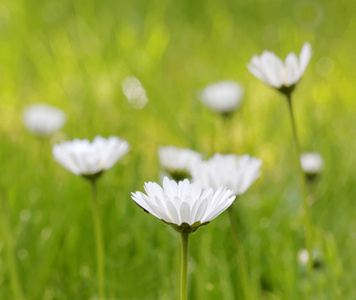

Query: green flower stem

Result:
[227,206,252,300]
[90,180,106,299]
[286,93,313,273]
[221,114,234,154]
[180,232,189,300]
[0,194,24,300]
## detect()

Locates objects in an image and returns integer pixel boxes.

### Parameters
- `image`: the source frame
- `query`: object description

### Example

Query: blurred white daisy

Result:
[192,153,262,196]
[300,152,324,176]
[297,248,323,269]
[53,136,130,179]
[158,146,202,181]
[200,81,244,114]
[23,104,66,137]
[297,248,309,267]
[122,76,148,109]
[248,43,312,93]
[131,177,235,233]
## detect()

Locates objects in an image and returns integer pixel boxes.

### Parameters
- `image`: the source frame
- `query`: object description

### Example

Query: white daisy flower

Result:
[200,81,244,114]
[297,248,323,269]
[300,152,324,175]
[192,153,262,196]
[23,104,66,137]
[248,43,312,93]
[52,136,130,179]
[132,177,236,233]
[297,249,309,267]
[158,146,202,181]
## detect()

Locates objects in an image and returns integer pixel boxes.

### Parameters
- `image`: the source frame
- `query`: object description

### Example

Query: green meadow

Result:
[0,0,355,299]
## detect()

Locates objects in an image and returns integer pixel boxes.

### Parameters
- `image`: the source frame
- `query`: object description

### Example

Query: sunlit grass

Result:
[0,0,355,299]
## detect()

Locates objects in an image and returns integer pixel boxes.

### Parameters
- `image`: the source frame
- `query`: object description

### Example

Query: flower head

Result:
[297,249,310,267]
[132,177,235,233]
[300,152,324,177]
[53,136,130,179]
[200,81,244,114]
[248,43,312,93]
[23,104,66,137]
[297,248,323,270]
[158,146,202,181]
[192,153,262,196]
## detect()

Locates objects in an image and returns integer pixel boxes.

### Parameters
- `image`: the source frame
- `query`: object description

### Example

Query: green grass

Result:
[0,0,355,298]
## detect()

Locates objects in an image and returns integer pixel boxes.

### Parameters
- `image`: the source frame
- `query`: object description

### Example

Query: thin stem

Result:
[90,180,106,299]
[221,114,233,154]
[227,206,240,248]
[227,206,252,300]
[180,232,189,300]
[0,194,24,300]
[286,93,313,273]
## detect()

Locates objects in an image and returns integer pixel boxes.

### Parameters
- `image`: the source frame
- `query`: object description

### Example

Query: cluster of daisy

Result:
[20,41,324,299]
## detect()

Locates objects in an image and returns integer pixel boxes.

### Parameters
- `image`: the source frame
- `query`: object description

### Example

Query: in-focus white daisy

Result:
[122,76,148,109]
[248,43,312,93]
[132,177,235,233]
[23,104,66,137]
[300,152,324,177]
[53,136,130,179]
[158,146,202,181]
[200,81,244,114]
[192,153,262,197]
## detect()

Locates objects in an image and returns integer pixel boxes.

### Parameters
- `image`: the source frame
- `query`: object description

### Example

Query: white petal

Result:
[144,182,164,199]
[163,177,178,198]
[192,199,208,223]
[153,196,171,223]
[52,146,79,175]
[260,51,284,88]
[190,180,202,200]
[193,153,262,197]
[158,147,202,173]
[248,63,267,84]
[299,42,312,75]
[141,196,169,222]
[248,56,268,84]
[285,53,300,85]
[204,195,235,222]
[131,192,160,219]
[166,200,180,224]
[201,188,214,200]
[180,202,191,224]
[178,179,191,198]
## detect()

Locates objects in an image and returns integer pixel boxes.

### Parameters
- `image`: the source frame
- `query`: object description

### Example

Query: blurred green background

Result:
[0,0,355,299]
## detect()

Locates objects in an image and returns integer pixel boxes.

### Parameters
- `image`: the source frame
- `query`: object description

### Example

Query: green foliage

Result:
[0,0,355,299]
